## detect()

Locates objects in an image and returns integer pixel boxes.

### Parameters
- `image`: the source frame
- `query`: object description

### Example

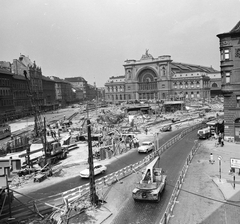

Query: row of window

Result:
[0,89,11,96]
[13,91,28,98]
[106,81,211,92]
[12,83,27,89]
[0,99,13,106]
[0,78,11,87]
[173,82,200,89]
[107,86,125,92]
[15,100,29,107]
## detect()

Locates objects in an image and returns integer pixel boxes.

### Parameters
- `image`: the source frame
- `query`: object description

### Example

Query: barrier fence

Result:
[58,122,203,204]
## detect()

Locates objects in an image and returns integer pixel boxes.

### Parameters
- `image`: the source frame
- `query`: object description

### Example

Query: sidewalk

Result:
[169,140,240,224]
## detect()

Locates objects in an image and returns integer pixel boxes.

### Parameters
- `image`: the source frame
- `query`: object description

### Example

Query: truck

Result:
[132,156,167,202]
[37,139,69,168]
[197,127,211,139]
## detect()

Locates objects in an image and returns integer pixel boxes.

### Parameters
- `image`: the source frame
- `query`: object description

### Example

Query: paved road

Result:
[111,129,198,224]
[21,129,184,200]
[0,129,184,220]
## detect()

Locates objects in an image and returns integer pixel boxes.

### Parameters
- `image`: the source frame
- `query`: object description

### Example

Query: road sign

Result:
[230,158,240,169]
[218,156,222,161]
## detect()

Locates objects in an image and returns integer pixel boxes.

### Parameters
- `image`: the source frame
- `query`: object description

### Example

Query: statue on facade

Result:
[145,49,149,56]
[141,49,153,60]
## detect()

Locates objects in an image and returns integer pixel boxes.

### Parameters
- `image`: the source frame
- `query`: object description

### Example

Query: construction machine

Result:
[132,156,167,202]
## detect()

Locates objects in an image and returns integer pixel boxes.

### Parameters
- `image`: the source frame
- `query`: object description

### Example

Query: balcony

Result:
[221,84,234,96]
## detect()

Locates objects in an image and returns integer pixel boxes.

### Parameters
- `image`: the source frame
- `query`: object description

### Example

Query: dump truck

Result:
[132,156,166,202]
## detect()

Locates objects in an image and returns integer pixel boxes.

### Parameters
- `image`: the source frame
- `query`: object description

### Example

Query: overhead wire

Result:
[166,182,240,208]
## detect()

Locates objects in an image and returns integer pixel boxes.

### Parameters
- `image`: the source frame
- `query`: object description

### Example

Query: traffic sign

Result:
[218,156,222,160]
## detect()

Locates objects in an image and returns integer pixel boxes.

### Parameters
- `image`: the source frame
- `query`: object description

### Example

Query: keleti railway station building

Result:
[105,51,220,106]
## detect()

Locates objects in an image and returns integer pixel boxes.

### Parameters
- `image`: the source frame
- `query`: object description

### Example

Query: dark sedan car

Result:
[160,124,172,132]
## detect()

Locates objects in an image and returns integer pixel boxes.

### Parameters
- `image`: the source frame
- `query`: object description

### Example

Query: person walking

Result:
[221,136,224,147]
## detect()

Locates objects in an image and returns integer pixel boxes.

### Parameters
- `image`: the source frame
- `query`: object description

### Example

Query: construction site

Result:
[0,97,224,223]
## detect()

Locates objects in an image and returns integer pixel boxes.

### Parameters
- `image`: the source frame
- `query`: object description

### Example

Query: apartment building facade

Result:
[217,21,240,141]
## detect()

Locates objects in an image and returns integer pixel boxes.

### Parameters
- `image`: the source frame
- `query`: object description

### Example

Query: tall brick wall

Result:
[224,93,240,137]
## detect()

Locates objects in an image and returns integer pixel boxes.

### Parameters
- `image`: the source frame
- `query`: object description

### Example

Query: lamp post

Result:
[218,156,222,182]
[86,102,98,205]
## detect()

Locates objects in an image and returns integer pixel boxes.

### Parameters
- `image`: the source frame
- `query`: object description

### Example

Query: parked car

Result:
[80,163,107,178]
[138,141,154,153]
[160,124,172,132]
[172,118,180,123]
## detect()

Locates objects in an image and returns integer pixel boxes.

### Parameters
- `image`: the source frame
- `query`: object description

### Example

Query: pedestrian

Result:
[221,137,224,147]
[218,135,222,146]
[209,153,214,164]
[145,128,148,135]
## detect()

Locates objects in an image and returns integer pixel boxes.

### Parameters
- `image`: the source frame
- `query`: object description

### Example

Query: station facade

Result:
[105,51,219,104]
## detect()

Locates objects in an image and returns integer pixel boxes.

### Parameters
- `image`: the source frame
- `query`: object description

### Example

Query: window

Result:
[116,95,118,100]
[174,83,177,89]
[191,92,194,98]
[191,82,194,88]
[197,92,200,98]
[179,82,183,89]
[237,96,240,108]
[196,81,200,88]
[226,72,231,83]
[221,49,230,61]
[162,84,165,88]
[128,94,131,100]
[185,83,188,89]
[212,83,218,88]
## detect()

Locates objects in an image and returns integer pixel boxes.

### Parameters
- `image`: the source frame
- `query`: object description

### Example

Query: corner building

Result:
[217,21,240,142]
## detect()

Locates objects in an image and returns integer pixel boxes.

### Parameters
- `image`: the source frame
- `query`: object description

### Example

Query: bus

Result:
[0,124,11,140]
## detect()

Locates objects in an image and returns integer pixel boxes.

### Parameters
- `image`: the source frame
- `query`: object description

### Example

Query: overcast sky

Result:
[1,0,239,87]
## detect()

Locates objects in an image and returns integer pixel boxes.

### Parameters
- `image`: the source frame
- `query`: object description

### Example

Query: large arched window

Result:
[212,83,218,88]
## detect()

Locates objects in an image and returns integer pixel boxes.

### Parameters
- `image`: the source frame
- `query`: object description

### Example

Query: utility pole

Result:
[7,175,12,218]
[86,102,98,205]
[43,117,47,166]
